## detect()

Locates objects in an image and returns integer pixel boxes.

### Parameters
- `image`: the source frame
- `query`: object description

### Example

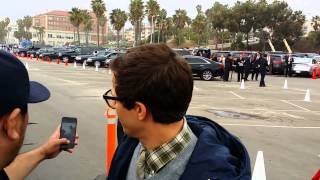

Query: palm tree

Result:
[91,0,106,47]
[162,17,173,43]
[156,9,167,43]
[38,26,45,44]
[146,0,160,44]
[69,8,84,45]
[173,9,188,47]
[192,5,207,46]
[99,15,107,45]
[129,0,144,47]
[110,9,128,48]
[82,10,93,46]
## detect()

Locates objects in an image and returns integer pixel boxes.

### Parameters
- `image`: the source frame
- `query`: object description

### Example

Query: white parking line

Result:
[281,100,311,112]
[252,151,266,180]
[221,123,320,129]
[229,91,245,99]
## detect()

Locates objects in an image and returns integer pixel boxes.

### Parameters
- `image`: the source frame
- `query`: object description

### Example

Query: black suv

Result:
[183,55,224,81]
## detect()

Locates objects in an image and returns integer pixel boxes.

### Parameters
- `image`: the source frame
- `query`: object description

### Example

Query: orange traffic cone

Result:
[57,58,60,64]
[312,69,317,80]
[312,169,320,180]
[48,57,51,64]
[105,108,117,175]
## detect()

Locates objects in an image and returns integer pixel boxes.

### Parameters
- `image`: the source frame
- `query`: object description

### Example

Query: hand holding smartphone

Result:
[60,117,77,151]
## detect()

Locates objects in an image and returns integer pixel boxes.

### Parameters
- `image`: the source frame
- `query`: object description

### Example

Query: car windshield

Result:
[294,57,312,63]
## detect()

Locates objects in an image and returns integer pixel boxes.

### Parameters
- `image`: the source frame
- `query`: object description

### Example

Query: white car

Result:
[292,57,319,76]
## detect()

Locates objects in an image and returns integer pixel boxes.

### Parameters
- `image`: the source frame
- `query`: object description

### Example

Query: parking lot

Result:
[20,58,320,180]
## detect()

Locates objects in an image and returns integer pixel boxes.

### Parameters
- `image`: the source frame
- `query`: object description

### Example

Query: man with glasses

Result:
[104,44,251,180]
[0,51,78,180]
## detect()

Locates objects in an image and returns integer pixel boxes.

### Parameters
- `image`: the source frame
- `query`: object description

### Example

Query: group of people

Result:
[208,52,269,87]
[0,44,252,180]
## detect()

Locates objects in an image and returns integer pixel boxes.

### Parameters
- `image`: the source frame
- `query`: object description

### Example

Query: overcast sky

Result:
[0,0,318,22]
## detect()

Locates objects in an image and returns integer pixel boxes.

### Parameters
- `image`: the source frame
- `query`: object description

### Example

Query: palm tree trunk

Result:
[77,27,80,45]
[73,29,76,44]
[86,31,89,46]
[246,32,249,50]
[150,17,153,44]
[97,22,100,47]
[117,30,120,48]
[158,23,161,43]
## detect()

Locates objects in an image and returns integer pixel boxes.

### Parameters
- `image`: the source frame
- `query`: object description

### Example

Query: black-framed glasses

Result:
[103,89,123,109]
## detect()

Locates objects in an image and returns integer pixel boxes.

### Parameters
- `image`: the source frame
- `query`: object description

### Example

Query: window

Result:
[186,58,208,64]
[48,34,53,38]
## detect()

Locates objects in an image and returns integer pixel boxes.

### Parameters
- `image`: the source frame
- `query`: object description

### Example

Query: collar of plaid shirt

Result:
[137,118,192,178]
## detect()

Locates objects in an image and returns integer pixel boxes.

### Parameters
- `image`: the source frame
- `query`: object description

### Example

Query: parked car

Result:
[58,47,103,63]
[192,48,211,58]
[183,55,224,81]
[27,46,52,57]
[86,51,125,67]
[104,52,126,67]
[39,48,69,60]
[172,49,192,56]
[292,57,319,77]
[293,53,319,58]
[268,54,286,74]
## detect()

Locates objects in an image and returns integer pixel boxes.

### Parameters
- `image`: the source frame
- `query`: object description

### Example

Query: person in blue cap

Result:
[0,51,78,180]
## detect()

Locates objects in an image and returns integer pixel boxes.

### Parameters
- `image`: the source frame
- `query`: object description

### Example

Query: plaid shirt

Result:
[137,119,192,179]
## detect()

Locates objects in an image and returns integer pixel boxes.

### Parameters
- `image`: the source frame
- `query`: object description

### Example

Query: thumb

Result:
[57,138,70,145]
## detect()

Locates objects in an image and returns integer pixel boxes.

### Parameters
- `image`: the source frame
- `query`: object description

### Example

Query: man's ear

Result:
[2,108,22,140]
[134,102,148,121]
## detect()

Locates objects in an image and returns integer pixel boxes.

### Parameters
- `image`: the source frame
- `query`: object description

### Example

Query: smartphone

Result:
[60,117,77,150]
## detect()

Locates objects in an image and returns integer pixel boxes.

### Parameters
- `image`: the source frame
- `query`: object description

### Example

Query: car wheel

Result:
[201,70,213,81]
[94,61,101,68]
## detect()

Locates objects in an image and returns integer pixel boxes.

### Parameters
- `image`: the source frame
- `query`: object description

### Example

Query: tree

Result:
[129,0,145,46]
[206,2,229,49]
[91,0,106,47]
[69,8,84,45]
[173,9,188,47]
[162,17,173,43]
[0,18,10,43]
[312,16,320,32]
[99,15,107,45]
[156,9,167,43]
[83,10,93,46]
[192,5,207,46]
[14,17,32,41]
[110,9,128,48]
[268,1,305,50]
[23,16,33,32]
[146,0,160,43]
[33,26,45,44]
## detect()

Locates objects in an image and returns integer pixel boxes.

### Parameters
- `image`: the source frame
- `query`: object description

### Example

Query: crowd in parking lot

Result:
[189,48,320,83]
[3,43,320,84]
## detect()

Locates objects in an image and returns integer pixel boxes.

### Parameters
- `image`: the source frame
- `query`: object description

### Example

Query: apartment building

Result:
[32,10,108,46]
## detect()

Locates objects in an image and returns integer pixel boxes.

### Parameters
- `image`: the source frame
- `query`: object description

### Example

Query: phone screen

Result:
[60,117,77,150]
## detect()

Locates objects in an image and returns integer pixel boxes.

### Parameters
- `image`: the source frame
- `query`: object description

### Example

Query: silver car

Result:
[292,57,319,76]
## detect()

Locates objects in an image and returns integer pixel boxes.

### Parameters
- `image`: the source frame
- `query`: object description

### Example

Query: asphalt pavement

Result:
[20,58,320,180]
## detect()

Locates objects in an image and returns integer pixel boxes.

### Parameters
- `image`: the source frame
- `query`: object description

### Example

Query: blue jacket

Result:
[108,115,251,180]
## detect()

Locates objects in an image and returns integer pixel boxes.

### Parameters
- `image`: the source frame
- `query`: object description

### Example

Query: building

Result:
[31,10,108,46]
[123,24,152,43]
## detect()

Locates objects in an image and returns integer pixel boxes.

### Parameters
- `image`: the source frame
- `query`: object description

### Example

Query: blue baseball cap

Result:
[0,50,50,116]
